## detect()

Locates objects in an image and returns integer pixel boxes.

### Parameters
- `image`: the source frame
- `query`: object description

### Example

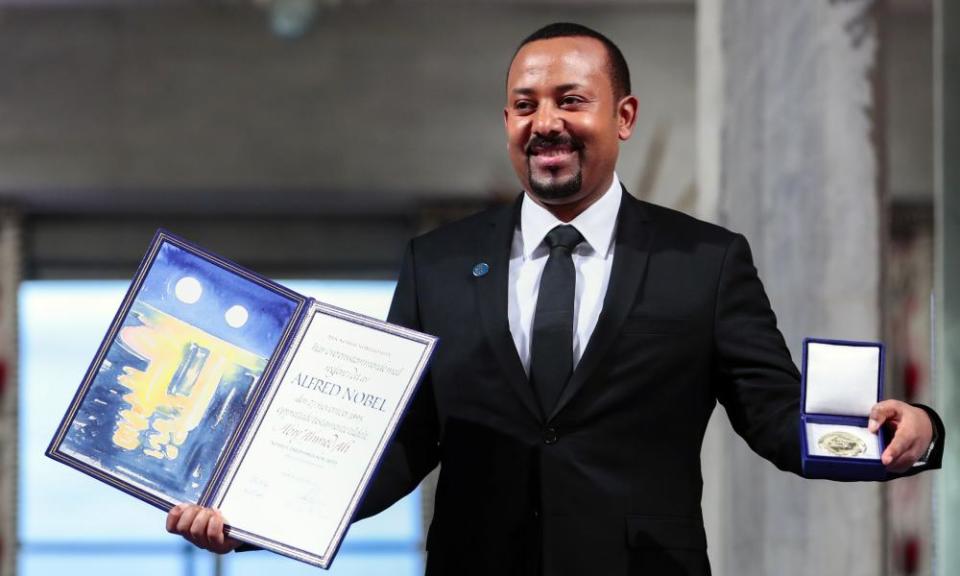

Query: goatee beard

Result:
[524,133,584,200]
[528,169,583,200]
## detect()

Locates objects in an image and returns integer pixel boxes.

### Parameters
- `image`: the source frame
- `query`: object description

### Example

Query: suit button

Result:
[543,427,558,445]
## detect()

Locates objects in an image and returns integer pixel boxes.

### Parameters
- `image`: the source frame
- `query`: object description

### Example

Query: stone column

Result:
[699,1,884,575]
[934,0,960,573]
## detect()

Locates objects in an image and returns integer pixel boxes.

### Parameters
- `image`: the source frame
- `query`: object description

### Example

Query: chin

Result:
[528,171,583,202]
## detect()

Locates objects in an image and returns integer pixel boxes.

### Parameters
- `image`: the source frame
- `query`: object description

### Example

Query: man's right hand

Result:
[166,503,243,554]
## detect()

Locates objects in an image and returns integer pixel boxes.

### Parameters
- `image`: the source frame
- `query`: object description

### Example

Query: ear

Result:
[616,95,639,141]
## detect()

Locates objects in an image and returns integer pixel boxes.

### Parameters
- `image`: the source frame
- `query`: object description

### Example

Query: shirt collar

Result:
[520,175,622,260]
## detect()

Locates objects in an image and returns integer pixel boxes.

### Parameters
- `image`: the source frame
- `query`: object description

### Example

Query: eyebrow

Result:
[510,83,588,96]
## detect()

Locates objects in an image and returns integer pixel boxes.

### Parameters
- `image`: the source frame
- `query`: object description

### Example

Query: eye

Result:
[513,100,535,113]
[559,95,586,107]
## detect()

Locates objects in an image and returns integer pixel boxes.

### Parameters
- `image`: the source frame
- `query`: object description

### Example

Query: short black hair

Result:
[512,22,631,100]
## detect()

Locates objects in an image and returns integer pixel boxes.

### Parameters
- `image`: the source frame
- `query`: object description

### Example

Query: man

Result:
[168,22,944,576]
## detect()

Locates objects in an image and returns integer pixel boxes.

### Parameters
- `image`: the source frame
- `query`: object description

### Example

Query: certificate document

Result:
[214,303,433,566]
[47,230,437,569]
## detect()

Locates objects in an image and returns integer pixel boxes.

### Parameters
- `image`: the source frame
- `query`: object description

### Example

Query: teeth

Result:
[536,147,573,156]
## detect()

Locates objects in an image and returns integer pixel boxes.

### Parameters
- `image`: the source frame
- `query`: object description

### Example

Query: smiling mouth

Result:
[525,135,583,157]
[530,144,576,157]
[526,137,583,172]
[529,144,580,171]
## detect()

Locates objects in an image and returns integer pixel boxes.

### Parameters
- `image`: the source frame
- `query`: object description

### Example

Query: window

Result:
[19,280,422,575]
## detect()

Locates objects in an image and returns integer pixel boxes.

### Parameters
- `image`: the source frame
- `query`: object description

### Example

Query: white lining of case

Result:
[805,342,880,417]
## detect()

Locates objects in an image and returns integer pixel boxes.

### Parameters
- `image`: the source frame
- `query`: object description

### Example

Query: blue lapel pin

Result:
[472,262,490,277]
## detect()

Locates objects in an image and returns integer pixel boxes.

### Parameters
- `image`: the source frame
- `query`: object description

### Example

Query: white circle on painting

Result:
[174,276,203,304]
[225,305,249,328]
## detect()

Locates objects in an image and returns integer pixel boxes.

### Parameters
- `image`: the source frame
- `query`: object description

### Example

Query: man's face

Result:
[504,36,636,211]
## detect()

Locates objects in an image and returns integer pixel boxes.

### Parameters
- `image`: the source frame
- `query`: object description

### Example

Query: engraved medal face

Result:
[818,431,867,457]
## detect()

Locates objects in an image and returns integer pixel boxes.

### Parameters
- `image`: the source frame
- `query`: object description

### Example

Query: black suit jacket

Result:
[358,191,944,576]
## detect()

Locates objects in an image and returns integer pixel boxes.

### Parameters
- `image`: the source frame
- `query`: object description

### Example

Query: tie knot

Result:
[545,225,584,252]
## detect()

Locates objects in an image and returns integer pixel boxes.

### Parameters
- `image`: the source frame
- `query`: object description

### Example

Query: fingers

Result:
[190,507,215,549]
[166,504,240,554]
[882,434,923,472]
[208,510,243,554]
[172,503,201,538]
[879,404,934,472]
[880,433,914,470]
[207,509,242,553]
[165,503,185,534]
[868,400,903,433]
[209,510,225,549]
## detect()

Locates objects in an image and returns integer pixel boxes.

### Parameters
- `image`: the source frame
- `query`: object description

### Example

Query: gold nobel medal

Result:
[818,431,867,457]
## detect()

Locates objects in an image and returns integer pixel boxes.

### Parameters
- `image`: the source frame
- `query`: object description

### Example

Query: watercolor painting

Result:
[59,240,300,503]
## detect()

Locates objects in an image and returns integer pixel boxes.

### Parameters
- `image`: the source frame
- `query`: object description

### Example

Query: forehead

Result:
[507,36,611,92]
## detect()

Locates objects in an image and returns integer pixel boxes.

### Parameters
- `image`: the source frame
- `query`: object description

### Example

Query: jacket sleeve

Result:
[354,240,441,519]
[903,403,945,475]
[713,233,805,475]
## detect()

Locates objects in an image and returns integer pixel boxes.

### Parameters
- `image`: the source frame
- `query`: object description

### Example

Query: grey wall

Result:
[0,4,695,215]
[702,1,888,575]
[886,8,934,200]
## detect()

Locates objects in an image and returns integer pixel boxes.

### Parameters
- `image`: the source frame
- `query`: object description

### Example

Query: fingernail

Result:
[868,418,878,432]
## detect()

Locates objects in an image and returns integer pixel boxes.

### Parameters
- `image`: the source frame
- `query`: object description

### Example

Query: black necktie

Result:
[530,224,584,415]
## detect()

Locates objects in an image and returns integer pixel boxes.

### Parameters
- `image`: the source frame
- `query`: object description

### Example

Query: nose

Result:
[532,101,563,136]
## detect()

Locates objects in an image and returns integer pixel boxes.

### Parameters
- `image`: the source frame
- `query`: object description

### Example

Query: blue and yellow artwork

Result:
[60,240,300,503]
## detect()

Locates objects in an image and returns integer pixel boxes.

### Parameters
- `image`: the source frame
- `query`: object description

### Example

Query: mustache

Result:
[525,134,584,155]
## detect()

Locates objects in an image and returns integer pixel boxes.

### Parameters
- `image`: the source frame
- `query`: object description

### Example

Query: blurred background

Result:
[0,0,957,575]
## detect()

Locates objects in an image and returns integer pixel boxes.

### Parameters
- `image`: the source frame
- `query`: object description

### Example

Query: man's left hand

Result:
[868,400,934,473]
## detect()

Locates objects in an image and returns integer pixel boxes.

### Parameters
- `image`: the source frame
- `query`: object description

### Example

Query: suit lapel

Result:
[549,191,655,421]
[474,196,544,421]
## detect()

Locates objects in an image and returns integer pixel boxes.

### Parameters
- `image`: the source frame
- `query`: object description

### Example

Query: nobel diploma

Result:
[47,232,436,569]
[213,303,434,567]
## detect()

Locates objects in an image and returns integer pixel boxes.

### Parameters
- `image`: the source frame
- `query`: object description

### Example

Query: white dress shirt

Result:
[508,177,622,374]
